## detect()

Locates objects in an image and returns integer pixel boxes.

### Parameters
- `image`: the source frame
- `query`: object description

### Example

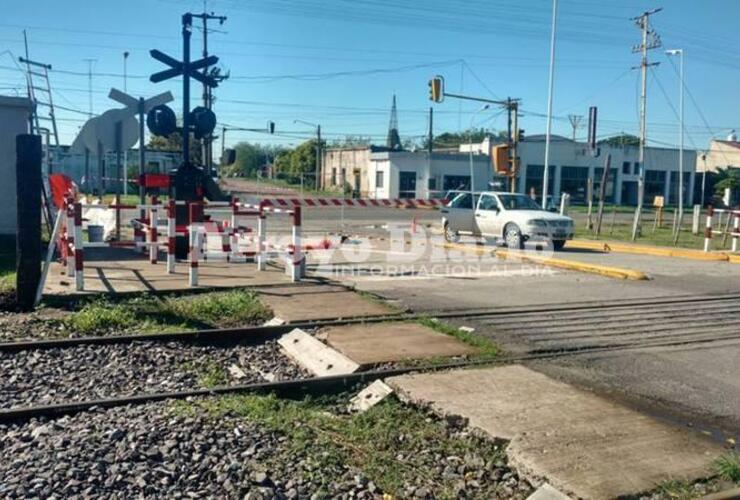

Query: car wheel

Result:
[444,223,460,243]
[504,223,523,250]
[553,240,566,251]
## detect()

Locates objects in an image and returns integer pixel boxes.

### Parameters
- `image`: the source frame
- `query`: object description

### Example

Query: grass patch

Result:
[575,223,709,250]
[353,289,403,313]
[63,289,272,335]
[0,250,16,294]
[417,316,500,359]
[714,452,740,483]
[197,361,230,388]
[174,394,509,498]
[653,479,699,499]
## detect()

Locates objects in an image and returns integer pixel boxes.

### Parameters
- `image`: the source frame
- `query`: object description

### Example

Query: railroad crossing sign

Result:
[108,88,174,115]
[150,49,220,88]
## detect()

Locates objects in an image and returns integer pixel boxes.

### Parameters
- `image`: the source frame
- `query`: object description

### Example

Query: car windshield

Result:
[497,194,543,211]
[448,192,479,209]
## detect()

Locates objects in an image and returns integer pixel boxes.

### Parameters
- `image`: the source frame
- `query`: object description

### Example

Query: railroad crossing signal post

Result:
[149,12,224,258]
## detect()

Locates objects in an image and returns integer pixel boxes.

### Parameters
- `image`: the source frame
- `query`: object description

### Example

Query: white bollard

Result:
[732,212,739,253]
[703,207,714,252]
[257,205,266,271]
[189,225,200,287]
[692,204,701,235]
[149,197,158,264]
[288,206,303,282]
[166,200,176,274]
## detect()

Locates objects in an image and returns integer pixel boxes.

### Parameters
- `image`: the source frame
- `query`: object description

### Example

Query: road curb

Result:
[566,239,729,262]
[436,242,648,280]
[496,249,649,281]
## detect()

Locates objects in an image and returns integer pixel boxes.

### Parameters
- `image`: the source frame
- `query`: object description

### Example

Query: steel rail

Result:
[3,293,740,353]
[2,331,739,424]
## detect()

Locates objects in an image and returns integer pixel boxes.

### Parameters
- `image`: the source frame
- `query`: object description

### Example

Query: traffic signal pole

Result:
[182,13,192,167]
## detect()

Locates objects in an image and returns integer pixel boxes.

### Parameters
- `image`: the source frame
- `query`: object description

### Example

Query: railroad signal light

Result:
[428,75,444,103]
[146,104,177,137]
[190,106,217,139]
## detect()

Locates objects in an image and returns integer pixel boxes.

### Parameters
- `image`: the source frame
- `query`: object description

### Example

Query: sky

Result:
[1,0,739,153]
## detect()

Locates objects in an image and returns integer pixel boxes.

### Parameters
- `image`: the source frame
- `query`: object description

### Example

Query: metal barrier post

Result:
[188,203,200,286]
[257,201,266,271]
[166,200,176,273]
[704,205,713,252]
[73,202,84,291]
[65,198,75,278]
[149,195,158,264]
[732,212,739,253]
[289,206,303,282]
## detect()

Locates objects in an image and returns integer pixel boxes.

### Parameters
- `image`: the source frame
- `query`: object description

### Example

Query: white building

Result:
[368,151,496,199]
[513,135,697,206]
[0,96,33,237]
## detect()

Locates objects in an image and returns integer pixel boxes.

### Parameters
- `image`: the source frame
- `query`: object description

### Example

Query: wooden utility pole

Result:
[630,8,662,241]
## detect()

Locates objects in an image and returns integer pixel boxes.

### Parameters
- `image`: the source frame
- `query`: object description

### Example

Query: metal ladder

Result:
[19,52,59,232]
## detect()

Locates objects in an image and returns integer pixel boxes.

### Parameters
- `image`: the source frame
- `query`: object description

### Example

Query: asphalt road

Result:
[320,227,740,445]
[227,179,740,441]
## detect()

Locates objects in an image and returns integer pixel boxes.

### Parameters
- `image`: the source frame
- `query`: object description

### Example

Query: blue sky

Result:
[1,0,738,152]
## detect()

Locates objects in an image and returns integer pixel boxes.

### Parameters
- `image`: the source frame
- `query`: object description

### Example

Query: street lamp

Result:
[666,48,684,239]
[542,0,559,209]
[469,105,491,199]
[294,119,322,190]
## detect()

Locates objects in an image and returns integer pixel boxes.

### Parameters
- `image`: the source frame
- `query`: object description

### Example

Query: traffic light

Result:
[516,129,525,142]
[267,120,275,134]
[223,148,236,165]
[428,75,444,102]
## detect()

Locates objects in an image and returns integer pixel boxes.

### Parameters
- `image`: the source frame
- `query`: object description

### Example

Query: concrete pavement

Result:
[389,365,725,499]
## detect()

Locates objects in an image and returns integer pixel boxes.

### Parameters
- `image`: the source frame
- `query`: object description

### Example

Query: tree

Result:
[423,128,506,149]
[598,134,640,147]
[713,167,740,197]
[272,139,325,183]
[330,135,372,148]
[148,131,202,165]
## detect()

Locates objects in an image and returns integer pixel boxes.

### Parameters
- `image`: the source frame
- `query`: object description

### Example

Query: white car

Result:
[441,191,574,250]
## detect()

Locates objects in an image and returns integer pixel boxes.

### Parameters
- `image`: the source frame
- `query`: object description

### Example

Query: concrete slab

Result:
[348,380,394,412]
[44,251,296,296]
[388,365,724,500]
[324,322,477,365]
[259,286,393,321]
[526,484,572,500]
[278,328,359,377]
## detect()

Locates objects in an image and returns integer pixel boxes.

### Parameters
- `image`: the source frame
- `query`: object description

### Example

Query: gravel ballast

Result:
[0,340,306,409]
[0,398,533,499]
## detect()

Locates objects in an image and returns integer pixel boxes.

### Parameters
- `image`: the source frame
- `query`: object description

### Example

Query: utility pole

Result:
[568,114,583,141]
[630,8,662,241]
[511,101,520,193]
[428,107,433,197]
[542,0,559,210]
[123,51,129,196]
[83,59,96,118]
[192,4,227,176]
[316,125,322,190]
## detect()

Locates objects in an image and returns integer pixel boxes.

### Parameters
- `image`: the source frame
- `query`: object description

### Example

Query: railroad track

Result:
[1,292,738,423]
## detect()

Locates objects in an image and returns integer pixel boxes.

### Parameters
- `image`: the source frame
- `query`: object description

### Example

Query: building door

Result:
[399,171,416,199]
[621,181,638,206]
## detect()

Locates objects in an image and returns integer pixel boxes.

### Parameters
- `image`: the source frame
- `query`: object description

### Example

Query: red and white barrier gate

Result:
[703,206,740,252]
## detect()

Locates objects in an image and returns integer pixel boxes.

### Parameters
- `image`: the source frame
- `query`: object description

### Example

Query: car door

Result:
[474,194,503,237]
[441,193,476,233]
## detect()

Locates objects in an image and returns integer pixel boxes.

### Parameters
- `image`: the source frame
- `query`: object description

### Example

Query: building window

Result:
[341,168,346,185]
[560,166,589,203]
[443,175,470,191]
[524,164,555,203]
[622,161,631,175]
[645,170,666,201]
[332,168,337,186]
[633,162,640,176]
[428,177,437,191]
[375,171,384,188]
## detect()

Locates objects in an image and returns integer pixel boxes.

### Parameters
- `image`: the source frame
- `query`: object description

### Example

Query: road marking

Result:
[495,249,649,281]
